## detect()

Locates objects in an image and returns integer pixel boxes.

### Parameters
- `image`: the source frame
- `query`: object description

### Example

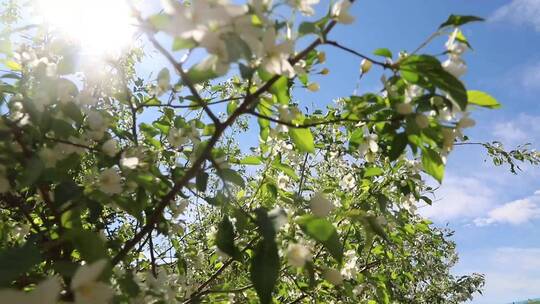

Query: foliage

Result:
[0,1,536,303]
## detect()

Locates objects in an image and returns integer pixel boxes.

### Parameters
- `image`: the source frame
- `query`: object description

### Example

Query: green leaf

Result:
[19,156,44,187]
[388,132,408,161]
[272,161,299,180]
[297,215,343,264]
[289,128,315,153]
[172,37,196,51]
[66,229,108,262]
[227,100,239,116]
[118,271,141,297]
[250,238,279,304]
[373,48,393,58]
[298,22,317,36]
[216,216,240,260]
[400,55,467,110]
[54,180,82,206]
[223,32,252,61]
[148,14,172,31]
[364,167,384,177]
[421,148,445,183]
[185,60,222,84]
[467,90,501,109]
[259,69,290,104]
[219,168,245,187]
[439,15,484,29]
[157,68,170,88]
[0,242,42,287]
[239,156,263,165]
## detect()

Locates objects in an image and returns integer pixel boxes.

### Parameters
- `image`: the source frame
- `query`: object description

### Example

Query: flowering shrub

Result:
[0,1,538,303]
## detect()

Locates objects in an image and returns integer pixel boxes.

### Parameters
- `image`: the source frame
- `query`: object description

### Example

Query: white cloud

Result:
[491,0,540,32]
[420,176,495,221]
[460,247,540,303]
[474,190,540,226]
[492,114,540,146]
[492,121,528,145]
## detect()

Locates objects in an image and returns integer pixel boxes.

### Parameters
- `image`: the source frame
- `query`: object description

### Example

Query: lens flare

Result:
[36,0,136,56]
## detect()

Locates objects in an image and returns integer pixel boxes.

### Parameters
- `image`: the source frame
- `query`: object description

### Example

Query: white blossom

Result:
[286,243,312,267]
[277,173,291,189]
[168,128,187,147]
[340,173,356,191]
[120,155,140,170]
[445,28,468,55]
[323,267,344,285]
[71,260,115,304]
[0,276,61,304]
[86,110,105,131]
[289,0,319,16]
[331,0,355,24]
[442,55,467,78]
[341,250,358,279]
[170,199,189,217]
[102,139,119,157]
[261,28,296,78]
[310,192,335,217]
[268,207,288,230]
[98,168,122,195]
[358,127,379,161]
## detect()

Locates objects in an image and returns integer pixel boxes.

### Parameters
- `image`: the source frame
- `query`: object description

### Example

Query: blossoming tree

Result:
[0,0,539,303]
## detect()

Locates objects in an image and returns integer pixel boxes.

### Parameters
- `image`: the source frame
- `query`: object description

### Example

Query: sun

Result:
[36,0,136,56]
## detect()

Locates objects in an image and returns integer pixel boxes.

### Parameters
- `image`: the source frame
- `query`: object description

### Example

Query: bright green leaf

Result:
[467,90,501,109]
[289,128,315,153]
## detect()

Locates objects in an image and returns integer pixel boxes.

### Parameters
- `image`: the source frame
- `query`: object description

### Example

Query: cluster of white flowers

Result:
[170,199,189,217]
[85,110,109,141]
[323,267,344,285]
[276,172,291,189]
[286,243,312,267]
[97,168,123,195]
[102,139,119,157]
[0,259,113,304]
[288,0,319,16]
[158,0,354,78]
[442,28,468,78]
[340,172,356,191]
[358,127,379,162]
[309,192,335,217]
[168,127,188,147]
[341,249,359,280]
[397,84,422,115]
[14,46,57,78]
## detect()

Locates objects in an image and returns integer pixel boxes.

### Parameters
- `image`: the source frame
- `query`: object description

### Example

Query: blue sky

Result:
[329,1,540,303]
[328,1,540,303]
[133,1,540,302]
[7,0,538,302]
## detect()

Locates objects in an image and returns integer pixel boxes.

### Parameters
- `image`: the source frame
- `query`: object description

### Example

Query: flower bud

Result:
[307,82,320,92]
[360,59,373,74]
[318,52,326,63]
